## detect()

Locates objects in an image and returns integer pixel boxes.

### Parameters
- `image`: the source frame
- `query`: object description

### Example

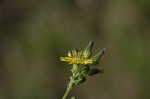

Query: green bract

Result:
[83,41,94,58]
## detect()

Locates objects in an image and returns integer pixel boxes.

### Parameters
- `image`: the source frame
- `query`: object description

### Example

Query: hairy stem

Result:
[62,78,74,99]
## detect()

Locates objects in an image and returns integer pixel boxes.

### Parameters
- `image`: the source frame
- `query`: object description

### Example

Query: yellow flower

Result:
[60,50,95,65]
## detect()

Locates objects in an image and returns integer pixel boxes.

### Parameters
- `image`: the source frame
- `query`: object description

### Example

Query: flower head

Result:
[60,41,105,65]
[60,49,95,65]
[60,41,95,65]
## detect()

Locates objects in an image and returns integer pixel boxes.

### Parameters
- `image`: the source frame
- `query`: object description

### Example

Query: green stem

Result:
[62,79,74,99]
[62,64,79,99]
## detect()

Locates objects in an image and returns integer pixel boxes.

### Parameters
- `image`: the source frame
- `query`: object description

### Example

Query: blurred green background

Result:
[0,0,150,99]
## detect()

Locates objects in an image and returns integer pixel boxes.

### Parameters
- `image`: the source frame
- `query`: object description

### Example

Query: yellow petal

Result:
[67,51,72,57]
